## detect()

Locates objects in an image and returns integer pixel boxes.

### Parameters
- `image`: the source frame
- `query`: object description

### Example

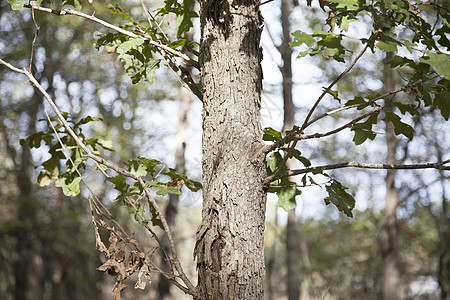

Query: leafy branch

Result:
[22,4,202,100]
[270,160,450,183]
[0,58,198,297]
[299,29,381,132]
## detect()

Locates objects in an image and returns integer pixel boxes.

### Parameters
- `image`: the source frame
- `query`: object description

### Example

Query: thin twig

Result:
[29,6,40,73]
[301,107,381,140]
[140,0,169,42]
[305,88,403,127]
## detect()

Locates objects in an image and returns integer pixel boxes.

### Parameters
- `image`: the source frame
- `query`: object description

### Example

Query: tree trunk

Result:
[279,0,301,299]
[13,81,43,300]
[379,51,400,300]
[194,1,267,298]
[436,147,450,300]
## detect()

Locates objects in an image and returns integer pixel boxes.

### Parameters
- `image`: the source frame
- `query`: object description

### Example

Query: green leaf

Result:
[56,176,81,196]
[339,15,357,31]
[137,157,162,175]
[377,41,398,52]
[130,164,147,176]
[266,152,283,174]
[290,31,315,48]
[327,0,358,8]
[324,180,355,217]
[351,113,378,145]
[290,149,311,167]
[420,52,450,80]
[106,176,129,194]
[7,0,27,10]
[386,112,415,140]
[116,38,145,56]
[263,127,282,142]
[345,96,365,106]
[147,181,181,195]
[277,185,300,211]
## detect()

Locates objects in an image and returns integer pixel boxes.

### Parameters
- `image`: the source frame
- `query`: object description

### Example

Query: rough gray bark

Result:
[194,0,267,298]
[279,0,301,299]
[379,51,400,300]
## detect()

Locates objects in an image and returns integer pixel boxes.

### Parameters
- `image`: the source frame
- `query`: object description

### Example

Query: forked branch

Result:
[299,30,381,132]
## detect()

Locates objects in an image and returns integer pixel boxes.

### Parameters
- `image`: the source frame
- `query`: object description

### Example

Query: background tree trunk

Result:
[194,1,267,298]
[379,51,400,300]
[157,77,192,299]
[436,145,450,300]
[280,0,301,299]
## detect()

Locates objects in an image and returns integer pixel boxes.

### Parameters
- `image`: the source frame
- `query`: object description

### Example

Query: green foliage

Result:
[20,115,109,195]
[106,157,201,228]
[385,111,415,139]
[263,127,283,142]
[324,180,356,217]
[291,30,346,62]
[420,52,450,80]
[297,0,450,136]
[266,152,300,210]
[156,0,198,37]
[351,113,378,145]
[6,0,27,10]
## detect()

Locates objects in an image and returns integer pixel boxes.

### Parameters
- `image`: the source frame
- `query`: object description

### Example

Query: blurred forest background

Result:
[0,0,449,299]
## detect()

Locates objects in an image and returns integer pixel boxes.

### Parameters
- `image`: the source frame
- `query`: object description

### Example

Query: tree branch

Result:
[260,106,381,159]
[0,58,197,296]
[299,30,381,132]
[305,88,403,128]
[268,160,450,183]
[23,4,202,101]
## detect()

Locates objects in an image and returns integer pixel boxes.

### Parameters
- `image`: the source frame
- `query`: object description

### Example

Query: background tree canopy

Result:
[0,0,449,299]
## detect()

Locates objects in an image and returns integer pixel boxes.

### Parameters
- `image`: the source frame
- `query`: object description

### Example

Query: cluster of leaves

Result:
[20,115,111,196]
[7,0,85,10]
[93,1,197,84]
[20,114,202,228]
[155,0,198,37]
[294,0,450,122]
[264,127,356,216]
[7,0,198,85]
[107,156,201,228]
[96,33,162,84]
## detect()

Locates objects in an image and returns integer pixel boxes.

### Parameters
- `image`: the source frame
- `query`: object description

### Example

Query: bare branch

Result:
[268,160,450,183]
[29,6,40,73]
[0,58,197,296]
[299,30,381,132]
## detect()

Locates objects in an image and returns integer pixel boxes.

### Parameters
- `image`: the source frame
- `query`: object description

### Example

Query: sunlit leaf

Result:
[420,52,450,80]
[7,0,27,10]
